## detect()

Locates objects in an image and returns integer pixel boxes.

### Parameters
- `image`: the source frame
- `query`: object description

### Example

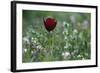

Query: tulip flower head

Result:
[43,17,57,32]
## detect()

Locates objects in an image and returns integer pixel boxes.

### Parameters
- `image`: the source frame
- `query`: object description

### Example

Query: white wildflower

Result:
[33,40,37,43]
[24,48,27,53]
[31,51,34,54]
[65,30,68,35]
[64,36,67,40]
[31,37,34,40]
[62,31,65,34]
[63,29,68,35]
[77,55,81,58]
[62,52,65,56]
[62,52,70,57]
[37,45,42,49]
[79,32,83,39]
[72,49,78,55]
[62,52,70,59]
[67,23,70,27]
[32,38,38,43]
[31,30,36,34]
[63,21,66,26]
[85,53,88,56]
[63,21,70,27]
[73,29,78,34]
[34,38,38,41]
[82,58,85,60]
[23,37,30,44]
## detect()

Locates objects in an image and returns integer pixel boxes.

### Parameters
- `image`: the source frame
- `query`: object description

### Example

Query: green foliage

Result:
[22,10,91,62]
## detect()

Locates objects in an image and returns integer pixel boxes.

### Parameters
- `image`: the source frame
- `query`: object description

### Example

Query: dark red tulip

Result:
[43,17,57,32]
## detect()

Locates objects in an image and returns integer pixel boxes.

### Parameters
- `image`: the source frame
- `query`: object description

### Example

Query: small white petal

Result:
[23,37,29,43]
[77,55,81,57]
[64,36,67,40]
[62,31,65,34]
[67,23,70,27]
[34,40,37,43]
[62,52,65,56]
[37,45,41,49]
[65,52,70,56]
[79,33,83,39]
[82,58,85,60]
[73,29,78,34]
[62,52,70,58]
[31,51,34,54]
[63,21,66,25]
[32,37,34,40]
[63,21,70,27]
[24,48,27,53]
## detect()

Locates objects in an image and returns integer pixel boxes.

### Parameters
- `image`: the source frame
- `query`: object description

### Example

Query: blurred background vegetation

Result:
[22,10,91,62]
